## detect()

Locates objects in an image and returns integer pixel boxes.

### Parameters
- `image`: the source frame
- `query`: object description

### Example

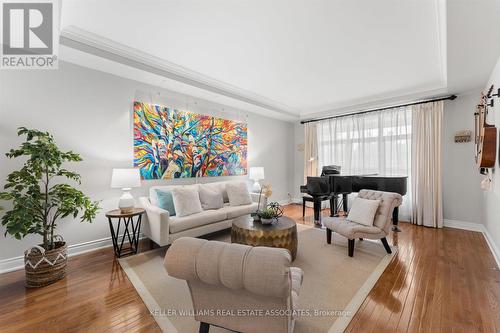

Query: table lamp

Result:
[111,168,141,213]
[249,167,265,192]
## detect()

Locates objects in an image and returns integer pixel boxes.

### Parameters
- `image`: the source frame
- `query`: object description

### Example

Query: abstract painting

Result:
[133,101,247,179]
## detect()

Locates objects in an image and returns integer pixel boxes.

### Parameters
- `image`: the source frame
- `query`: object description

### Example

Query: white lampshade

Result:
[111,168,141,189]
[249,167,265,181]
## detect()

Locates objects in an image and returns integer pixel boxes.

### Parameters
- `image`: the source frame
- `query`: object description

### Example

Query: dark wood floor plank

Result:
[0,204,499,333]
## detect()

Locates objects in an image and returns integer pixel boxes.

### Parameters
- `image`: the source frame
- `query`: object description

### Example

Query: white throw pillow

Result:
[226,181,252,206]
[198,185,224,210]
[203,182,229,203]
[172,187,203,217]
[347,197,381,226]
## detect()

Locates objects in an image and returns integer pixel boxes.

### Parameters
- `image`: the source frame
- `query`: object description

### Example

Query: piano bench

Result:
[302,195,331,222]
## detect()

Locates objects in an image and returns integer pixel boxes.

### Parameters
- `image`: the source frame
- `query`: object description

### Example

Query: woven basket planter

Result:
[24,241,67,288]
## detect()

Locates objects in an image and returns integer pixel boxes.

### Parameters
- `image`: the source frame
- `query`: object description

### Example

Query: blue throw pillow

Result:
[155,189,176,216]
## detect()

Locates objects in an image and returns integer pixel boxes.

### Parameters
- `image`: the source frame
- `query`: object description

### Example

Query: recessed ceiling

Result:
[59,0,500,120]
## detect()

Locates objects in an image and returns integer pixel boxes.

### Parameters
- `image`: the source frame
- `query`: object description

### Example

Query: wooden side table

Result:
[231,215,298,260]
[105,208,145,258]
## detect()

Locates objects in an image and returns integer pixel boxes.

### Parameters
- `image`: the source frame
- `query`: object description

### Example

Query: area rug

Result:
[119,225,396,333]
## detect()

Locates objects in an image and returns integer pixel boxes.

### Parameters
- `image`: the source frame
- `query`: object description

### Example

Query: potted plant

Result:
[0,128,100,288]
[252,184,273,221]
[259,208,275,225]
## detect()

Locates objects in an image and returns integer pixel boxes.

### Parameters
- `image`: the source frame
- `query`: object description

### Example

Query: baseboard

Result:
[443,219,500,269]
[443,219,485,232]
[0,234,145,274]
[482,228,500,269]
[276,199,292,206]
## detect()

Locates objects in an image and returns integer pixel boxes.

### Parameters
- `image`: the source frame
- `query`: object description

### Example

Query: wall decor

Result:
[454,130,471,143]
[474,86,497,172]
[134,101,247,179]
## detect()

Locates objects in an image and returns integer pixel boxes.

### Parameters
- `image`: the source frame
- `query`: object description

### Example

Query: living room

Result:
[1,1,500,332]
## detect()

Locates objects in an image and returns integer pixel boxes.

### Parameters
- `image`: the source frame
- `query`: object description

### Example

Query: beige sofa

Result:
[139,181,266,246]
[165,237,303,333]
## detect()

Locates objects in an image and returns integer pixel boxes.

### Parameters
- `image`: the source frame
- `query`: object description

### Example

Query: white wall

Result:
[442,92,484,225]
[0,61,294,264]
[483,55,500,259]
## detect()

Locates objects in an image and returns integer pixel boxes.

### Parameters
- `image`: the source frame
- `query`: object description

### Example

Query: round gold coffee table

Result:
[231,215,298,260]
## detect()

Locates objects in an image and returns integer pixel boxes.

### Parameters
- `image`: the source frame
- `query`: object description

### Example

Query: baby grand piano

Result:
[300,166,407,230]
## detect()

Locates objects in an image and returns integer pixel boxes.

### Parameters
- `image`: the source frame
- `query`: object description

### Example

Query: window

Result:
[317,107,412,220]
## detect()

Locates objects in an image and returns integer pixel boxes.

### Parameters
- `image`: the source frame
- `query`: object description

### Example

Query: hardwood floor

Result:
[1,204,499,332]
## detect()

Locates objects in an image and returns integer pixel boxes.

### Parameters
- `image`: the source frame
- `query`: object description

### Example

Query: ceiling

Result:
[59,0,500,121]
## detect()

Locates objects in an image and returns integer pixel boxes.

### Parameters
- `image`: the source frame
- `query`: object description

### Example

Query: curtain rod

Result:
[300,94,457,124]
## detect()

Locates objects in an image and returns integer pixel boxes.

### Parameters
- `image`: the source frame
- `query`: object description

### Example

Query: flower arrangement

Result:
[252,184,273,221]
[257,184,272,210]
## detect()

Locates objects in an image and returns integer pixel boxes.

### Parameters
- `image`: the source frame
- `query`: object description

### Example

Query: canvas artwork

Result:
[133,101,248,179]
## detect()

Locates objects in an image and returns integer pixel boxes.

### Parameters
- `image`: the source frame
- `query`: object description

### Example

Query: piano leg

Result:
[313,199,321,225]
[392,206,401,232]
[330,195,338,217]
[342,194,348,214]
[302,198,306,218]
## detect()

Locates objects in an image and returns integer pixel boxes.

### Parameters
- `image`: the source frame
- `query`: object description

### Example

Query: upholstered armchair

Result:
[164,237,304,333]
[323,189,402,257]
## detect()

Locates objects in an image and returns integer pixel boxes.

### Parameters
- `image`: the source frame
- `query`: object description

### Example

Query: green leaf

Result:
[1,127,100,248]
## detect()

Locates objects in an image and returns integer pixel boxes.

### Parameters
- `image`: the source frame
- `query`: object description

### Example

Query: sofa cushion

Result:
[149,184,199,206]
[347,197,380,226]
[323,217,385,239]
[169,210,228,234]
[202,182,229,203]
[222,202,258,219]
[226,181,252,206]
[155,189,176,216]
[172,187,203,217]
[198,185,224,210]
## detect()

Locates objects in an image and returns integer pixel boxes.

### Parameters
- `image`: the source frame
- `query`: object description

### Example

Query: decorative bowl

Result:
[261,218,274,225]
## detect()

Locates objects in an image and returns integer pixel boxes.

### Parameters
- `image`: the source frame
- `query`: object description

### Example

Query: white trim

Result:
[0,234,145,274]
[443,219,500,269]
[443,219,484,232]
[276,198,292,206]
[483,228,500,269]
[59,26,299,120]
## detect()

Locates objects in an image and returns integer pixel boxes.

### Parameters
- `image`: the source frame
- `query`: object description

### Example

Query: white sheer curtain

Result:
[316,107,412,220]
[411,101,443,227]
[304,122,318,182]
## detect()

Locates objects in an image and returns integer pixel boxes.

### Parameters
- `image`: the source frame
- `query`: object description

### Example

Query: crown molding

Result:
[59,26,299,120]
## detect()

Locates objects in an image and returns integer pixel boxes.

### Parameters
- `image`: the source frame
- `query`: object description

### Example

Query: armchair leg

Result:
[348,239,355,257]
[199,322,210,333]
[381,237,392,254]
[326,228,332,244]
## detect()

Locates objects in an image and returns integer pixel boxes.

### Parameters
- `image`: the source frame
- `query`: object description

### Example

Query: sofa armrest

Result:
[250,192,267,210]
[139,196,171,246]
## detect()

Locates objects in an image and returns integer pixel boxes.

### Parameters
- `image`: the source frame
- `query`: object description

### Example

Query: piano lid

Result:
[328,174,408,179]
